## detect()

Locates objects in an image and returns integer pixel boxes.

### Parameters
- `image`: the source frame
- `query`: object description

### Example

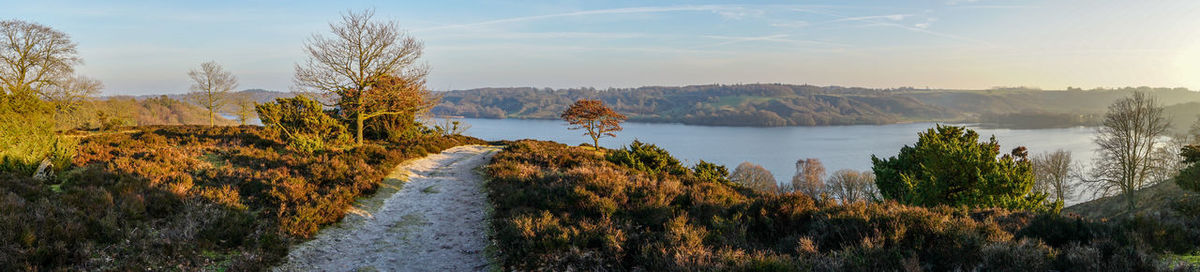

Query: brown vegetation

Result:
[0,125,482,270]
[561,99,627,148]
[485,140,1200,271]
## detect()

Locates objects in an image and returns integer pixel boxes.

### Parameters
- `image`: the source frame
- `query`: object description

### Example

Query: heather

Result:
[0,125,482,270]
[485,140,1200,271]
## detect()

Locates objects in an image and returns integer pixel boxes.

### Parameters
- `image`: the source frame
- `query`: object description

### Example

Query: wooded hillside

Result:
[433,84,1200,130]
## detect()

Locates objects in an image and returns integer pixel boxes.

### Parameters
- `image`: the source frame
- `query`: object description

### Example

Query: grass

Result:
[1065,181,1192,219]
[388,213,428,236]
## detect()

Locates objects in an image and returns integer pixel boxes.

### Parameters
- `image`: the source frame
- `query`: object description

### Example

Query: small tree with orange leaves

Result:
[561,99,626,148]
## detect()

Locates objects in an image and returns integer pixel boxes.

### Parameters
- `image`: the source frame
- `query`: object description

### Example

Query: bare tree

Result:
[1031,149,1078,204]
[791,158,826,200]
[1187,116,1200,145]
[731,162,777,193]
[230,92,256,126]
[187,61,238,126]
[294,9,430,145]
[826,169,878,204]
[0,20,80,98]
[43,74,101,113]
[1089,92,1170,213]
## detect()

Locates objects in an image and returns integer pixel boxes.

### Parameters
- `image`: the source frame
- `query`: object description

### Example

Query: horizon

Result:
[4,0,1200,95]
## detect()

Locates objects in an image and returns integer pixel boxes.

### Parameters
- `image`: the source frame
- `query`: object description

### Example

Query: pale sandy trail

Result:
[276,145,500,272]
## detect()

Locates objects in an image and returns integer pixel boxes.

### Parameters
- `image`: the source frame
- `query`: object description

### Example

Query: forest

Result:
[434,84,1200,131]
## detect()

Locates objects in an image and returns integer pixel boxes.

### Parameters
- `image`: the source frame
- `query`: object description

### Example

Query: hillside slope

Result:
[1065,181,1198,219]
[433,84,1200,128]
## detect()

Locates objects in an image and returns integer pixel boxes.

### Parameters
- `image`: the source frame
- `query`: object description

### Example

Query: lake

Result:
[458,118,1100,204]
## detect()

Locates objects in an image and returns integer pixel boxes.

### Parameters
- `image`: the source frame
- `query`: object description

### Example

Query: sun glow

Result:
[1173,41,1200,90]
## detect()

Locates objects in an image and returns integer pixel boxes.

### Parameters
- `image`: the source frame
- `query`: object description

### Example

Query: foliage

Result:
[691,160,729,184]
[605,140,687,176]
[871,124,1050,211]
[1178,145,1200,192]
[0,125,483,270]
[485,140,1197,271]
[560,99,627,148]
[435,84,1200,128]
[0,97,58,174]
[255,95,350,152]
[294,9,433,145]
[0,20,97,174]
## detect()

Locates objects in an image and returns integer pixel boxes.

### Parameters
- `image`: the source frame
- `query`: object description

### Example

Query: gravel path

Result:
[276,145,500,272]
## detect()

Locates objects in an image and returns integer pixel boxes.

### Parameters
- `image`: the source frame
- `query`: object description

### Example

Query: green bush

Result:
[872,124,1050,211]
[0,97,60,174]
[606,140,687,176]
[1177,145,1200,192]
[255,96,350,150]
[692,160,730,184]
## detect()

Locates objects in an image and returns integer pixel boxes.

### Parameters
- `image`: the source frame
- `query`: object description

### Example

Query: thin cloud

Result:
[801,9,991,46]
[948,5,1038,9]
[830,14,913,22]
[414,5,753,32]
[770,21,810,28]
[914,18,938,29]
[693,34,847,49]
[425,31,650,40]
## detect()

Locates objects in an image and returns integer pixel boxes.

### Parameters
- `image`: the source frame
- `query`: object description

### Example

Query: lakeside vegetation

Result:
[484,139,1199,271]
[434,84,1200,131]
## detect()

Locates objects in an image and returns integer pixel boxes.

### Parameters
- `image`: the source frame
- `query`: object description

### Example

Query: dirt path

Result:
[276,145,500,272]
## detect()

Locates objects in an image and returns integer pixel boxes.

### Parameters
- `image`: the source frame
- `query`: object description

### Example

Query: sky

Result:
[3,0,1200,96]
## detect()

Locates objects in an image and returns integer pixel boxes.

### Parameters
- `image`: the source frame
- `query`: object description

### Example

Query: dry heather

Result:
[0,125,483,270]
[484,140,1200,271]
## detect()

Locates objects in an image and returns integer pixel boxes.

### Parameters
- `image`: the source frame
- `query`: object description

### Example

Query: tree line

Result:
[436,84,1200,130]
[562,91,1200,214]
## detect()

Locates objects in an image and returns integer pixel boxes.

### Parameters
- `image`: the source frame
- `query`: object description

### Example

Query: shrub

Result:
[255,96,350,150]
[606,140,687,176]
[872,125,1050,211]
[487,140,1199,271]
[691,160,729,184]
[0,125,484,270]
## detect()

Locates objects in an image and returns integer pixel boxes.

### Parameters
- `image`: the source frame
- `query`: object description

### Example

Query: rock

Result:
[32,159,54,181]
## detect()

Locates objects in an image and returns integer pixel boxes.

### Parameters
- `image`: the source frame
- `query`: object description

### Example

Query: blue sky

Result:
[3,0,1200,95]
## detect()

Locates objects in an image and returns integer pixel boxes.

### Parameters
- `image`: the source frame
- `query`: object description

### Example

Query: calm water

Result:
[460,118,1099,202]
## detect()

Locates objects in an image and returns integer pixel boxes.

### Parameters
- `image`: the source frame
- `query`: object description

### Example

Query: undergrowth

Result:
[0,125,483,270]
[485,140,1200,271]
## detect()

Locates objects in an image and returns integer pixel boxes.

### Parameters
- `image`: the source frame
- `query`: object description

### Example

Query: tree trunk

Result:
[1126,190,1137,215]
[356,113,364,146]
[356,90,365,145]
[209,110,215,127]
[594,137,599,150]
